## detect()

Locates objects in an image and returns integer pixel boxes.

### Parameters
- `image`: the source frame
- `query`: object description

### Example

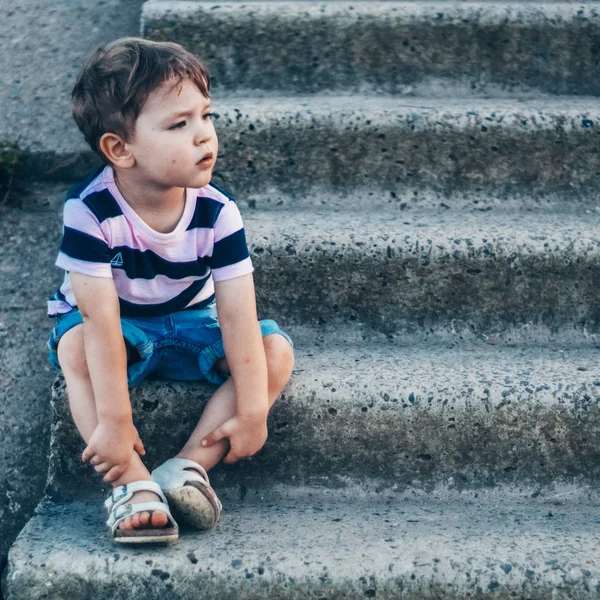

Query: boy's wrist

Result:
[237,406,268,422]
[97,407,133,425]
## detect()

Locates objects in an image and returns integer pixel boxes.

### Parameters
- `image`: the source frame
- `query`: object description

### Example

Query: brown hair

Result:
[71,37,211,163]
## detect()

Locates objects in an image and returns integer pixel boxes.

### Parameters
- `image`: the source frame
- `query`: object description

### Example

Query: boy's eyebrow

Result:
[167,101,212,121]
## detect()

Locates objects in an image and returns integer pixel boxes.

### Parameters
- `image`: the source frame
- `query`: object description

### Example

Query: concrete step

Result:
[243,208,600,340]
[4,486,600,599]
[7,200,600,341]
[143,1,600,96]
[47,343,600,499]
[11,95,600,197]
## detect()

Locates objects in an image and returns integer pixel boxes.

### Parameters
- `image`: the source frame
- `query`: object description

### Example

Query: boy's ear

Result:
[98,132,135,168]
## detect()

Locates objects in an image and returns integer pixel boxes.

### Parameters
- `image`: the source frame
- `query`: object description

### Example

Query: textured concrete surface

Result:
[0,0,144,178]
[47,344,600,499]
[0,187,68,582]
[4,485,600,599]
[0,310,53,591]
[8,195,600,342]
[4,95,600,199]
[3,0,600,597]
[144,1,600,95]
[5,187,598,599]
[243,208,600,338]
[0,0,144,584]
[239,183,600,213]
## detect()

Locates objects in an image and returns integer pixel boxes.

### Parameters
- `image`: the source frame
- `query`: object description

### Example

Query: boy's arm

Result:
[202,273,269,462]
[70,272,145,481]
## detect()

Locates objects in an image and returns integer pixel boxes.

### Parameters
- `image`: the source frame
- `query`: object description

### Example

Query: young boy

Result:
[47,37,295,544]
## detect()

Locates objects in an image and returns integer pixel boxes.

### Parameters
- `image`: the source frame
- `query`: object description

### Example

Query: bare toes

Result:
[131,512,142,529]
[139,511,151,527]
[151,511,169,528]
[119,516,133,530]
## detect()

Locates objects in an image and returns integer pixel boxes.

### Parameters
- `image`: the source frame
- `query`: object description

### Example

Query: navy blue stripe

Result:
[61,227,111,263]
[110,246,212,281]
[208,181,236,202]
[118,279,208,318]
[208,229,249,269]
[186,196,224,231]
[47,288,73,317]
[65,166,105,202]
[182,293,215,311]
[81,189,123,223]
[47,289,67,302]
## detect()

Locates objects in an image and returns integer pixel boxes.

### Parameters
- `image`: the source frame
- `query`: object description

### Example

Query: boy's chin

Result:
[153,167,213,190]
[187,169,213,188]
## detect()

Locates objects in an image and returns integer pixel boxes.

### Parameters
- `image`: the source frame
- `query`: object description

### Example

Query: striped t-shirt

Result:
[47,166,254,318]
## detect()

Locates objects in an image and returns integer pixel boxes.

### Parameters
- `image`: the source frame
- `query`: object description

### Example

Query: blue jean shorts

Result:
[48,300,293,387]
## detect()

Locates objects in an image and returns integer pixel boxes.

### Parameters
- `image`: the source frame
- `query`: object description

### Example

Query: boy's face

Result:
[126,76,218,189]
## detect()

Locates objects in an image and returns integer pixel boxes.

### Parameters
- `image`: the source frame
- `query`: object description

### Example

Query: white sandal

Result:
[105,480,179,544]
[151,458,222,530]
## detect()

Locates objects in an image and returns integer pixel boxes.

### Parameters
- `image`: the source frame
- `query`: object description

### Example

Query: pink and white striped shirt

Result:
[48,166,253,318]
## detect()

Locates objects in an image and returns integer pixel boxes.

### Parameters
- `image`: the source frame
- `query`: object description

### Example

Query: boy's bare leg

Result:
[174,334,294,470]
[58,325,168,531]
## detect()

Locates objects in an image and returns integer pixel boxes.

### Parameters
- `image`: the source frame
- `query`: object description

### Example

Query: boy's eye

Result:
[168,113,216,130]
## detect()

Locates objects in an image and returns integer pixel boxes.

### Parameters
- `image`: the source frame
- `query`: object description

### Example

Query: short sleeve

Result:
[55,199,113,277]
[207,199,254,281]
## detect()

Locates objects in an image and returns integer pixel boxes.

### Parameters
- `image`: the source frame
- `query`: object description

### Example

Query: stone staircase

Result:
[3,1,600,598]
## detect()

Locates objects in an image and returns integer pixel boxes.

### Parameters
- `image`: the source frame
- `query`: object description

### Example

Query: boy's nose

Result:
[194,128,212,146]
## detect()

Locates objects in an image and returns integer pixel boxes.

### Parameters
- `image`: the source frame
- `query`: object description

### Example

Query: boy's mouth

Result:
[197,153,213,165]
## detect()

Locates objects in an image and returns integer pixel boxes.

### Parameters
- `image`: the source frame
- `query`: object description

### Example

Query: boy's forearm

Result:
[81,316,132,423]
[219,314,269,418]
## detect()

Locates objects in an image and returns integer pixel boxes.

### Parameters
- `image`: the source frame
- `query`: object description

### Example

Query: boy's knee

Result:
[264,334,294,388]
[57,325,89,378]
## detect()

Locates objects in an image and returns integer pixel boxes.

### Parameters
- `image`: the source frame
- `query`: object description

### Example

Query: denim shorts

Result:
[48,300,293,387]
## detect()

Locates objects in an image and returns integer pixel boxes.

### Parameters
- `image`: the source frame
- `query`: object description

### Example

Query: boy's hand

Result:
[82,420,145,483]
[201,414,268,464]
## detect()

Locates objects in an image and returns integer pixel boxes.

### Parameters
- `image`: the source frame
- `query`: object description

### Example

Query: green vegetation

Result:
[0,141,21,206]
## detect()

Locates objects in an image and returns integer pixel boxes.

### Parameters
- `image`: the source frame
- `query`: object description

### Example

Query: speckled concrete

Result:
[208,96,600,197]
[2,190,600,593]
[0,0,139,575]
[242,208,600,338]
[46,343,600,499]
[7,199,600,341]
[0,188,72,582]
[4,1,600,597]
[0,0,144,179]
[0,0,144,573]
[144,1,600,95]
[5,95,600,199]
[4,485,600,599]
[3,185,600,581]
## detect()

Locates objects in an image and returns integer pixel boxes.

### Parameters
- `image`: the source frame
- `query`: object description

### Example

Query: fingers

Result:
[81,445,93,463]
[134,437,146,456]
[202,425,228,448]
[90,460,125,482]
[104,465,125,483]
[222,451,240,464]
[82,445,103,468]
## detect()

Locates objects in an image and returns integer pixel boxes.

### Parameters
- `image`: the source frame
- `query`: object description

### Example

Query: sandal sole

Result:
[165,482,221,530]
[114,527,179,544]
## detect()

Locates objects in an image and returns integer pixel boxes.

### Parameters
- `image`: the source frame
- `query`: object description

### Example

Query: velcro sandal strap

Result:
[151,458,212,491]
[104,480,168,513]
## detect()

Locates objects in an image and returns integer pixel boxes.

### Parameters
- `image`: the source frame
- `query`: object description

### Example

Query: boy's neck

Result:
[112,168,185,214]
